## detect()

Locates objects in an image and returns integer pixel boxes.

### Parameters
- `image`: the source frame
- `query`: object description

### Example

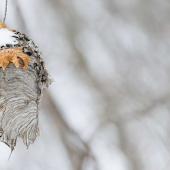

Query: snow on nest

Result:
[0,28,18,46]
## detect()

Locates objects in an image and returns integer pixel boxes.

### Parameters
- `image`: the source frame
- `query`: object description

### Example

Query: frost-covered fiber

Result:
[0,28,50,150]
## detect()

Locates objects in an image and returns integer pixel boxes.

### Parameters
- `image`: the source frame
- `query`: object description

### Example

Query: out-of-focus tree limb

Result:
[41,91,99,170]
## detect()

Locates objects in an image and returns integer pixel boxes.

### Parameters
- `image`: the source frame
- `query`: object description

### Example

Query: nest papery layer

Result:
[0,67,39,149]
[0,29,50,150]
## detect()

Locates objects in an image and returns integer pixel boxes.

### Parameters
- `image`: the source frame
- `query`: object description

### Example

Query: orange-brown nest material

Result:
[0,23,7,29]
[0,48,31,70]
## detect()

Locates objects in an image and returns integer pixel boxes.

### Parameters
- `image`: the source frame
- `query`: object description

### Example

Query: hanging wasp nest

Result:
[0,25,50,151]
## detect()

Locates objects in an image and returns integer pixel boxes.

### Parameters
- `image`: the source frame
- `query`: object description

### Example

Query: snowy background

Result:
[0,0,170,170]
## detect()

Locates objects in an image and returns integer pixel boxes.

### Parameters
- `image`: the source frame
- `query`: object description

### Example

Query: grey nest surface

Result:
[0,29,50,150]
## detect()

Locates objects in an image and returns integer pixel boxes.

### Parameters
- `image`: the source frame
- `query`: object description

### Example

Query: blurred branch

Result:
[41,90,99,170]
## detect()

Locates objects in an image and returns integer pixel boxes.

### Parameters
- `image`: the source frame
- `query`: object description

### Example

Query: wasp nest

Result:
[0,25,50,150]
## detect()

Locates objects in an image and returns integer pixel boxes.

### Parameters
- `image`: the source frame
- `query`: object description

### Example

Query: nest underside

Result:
[0,65,41,150]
